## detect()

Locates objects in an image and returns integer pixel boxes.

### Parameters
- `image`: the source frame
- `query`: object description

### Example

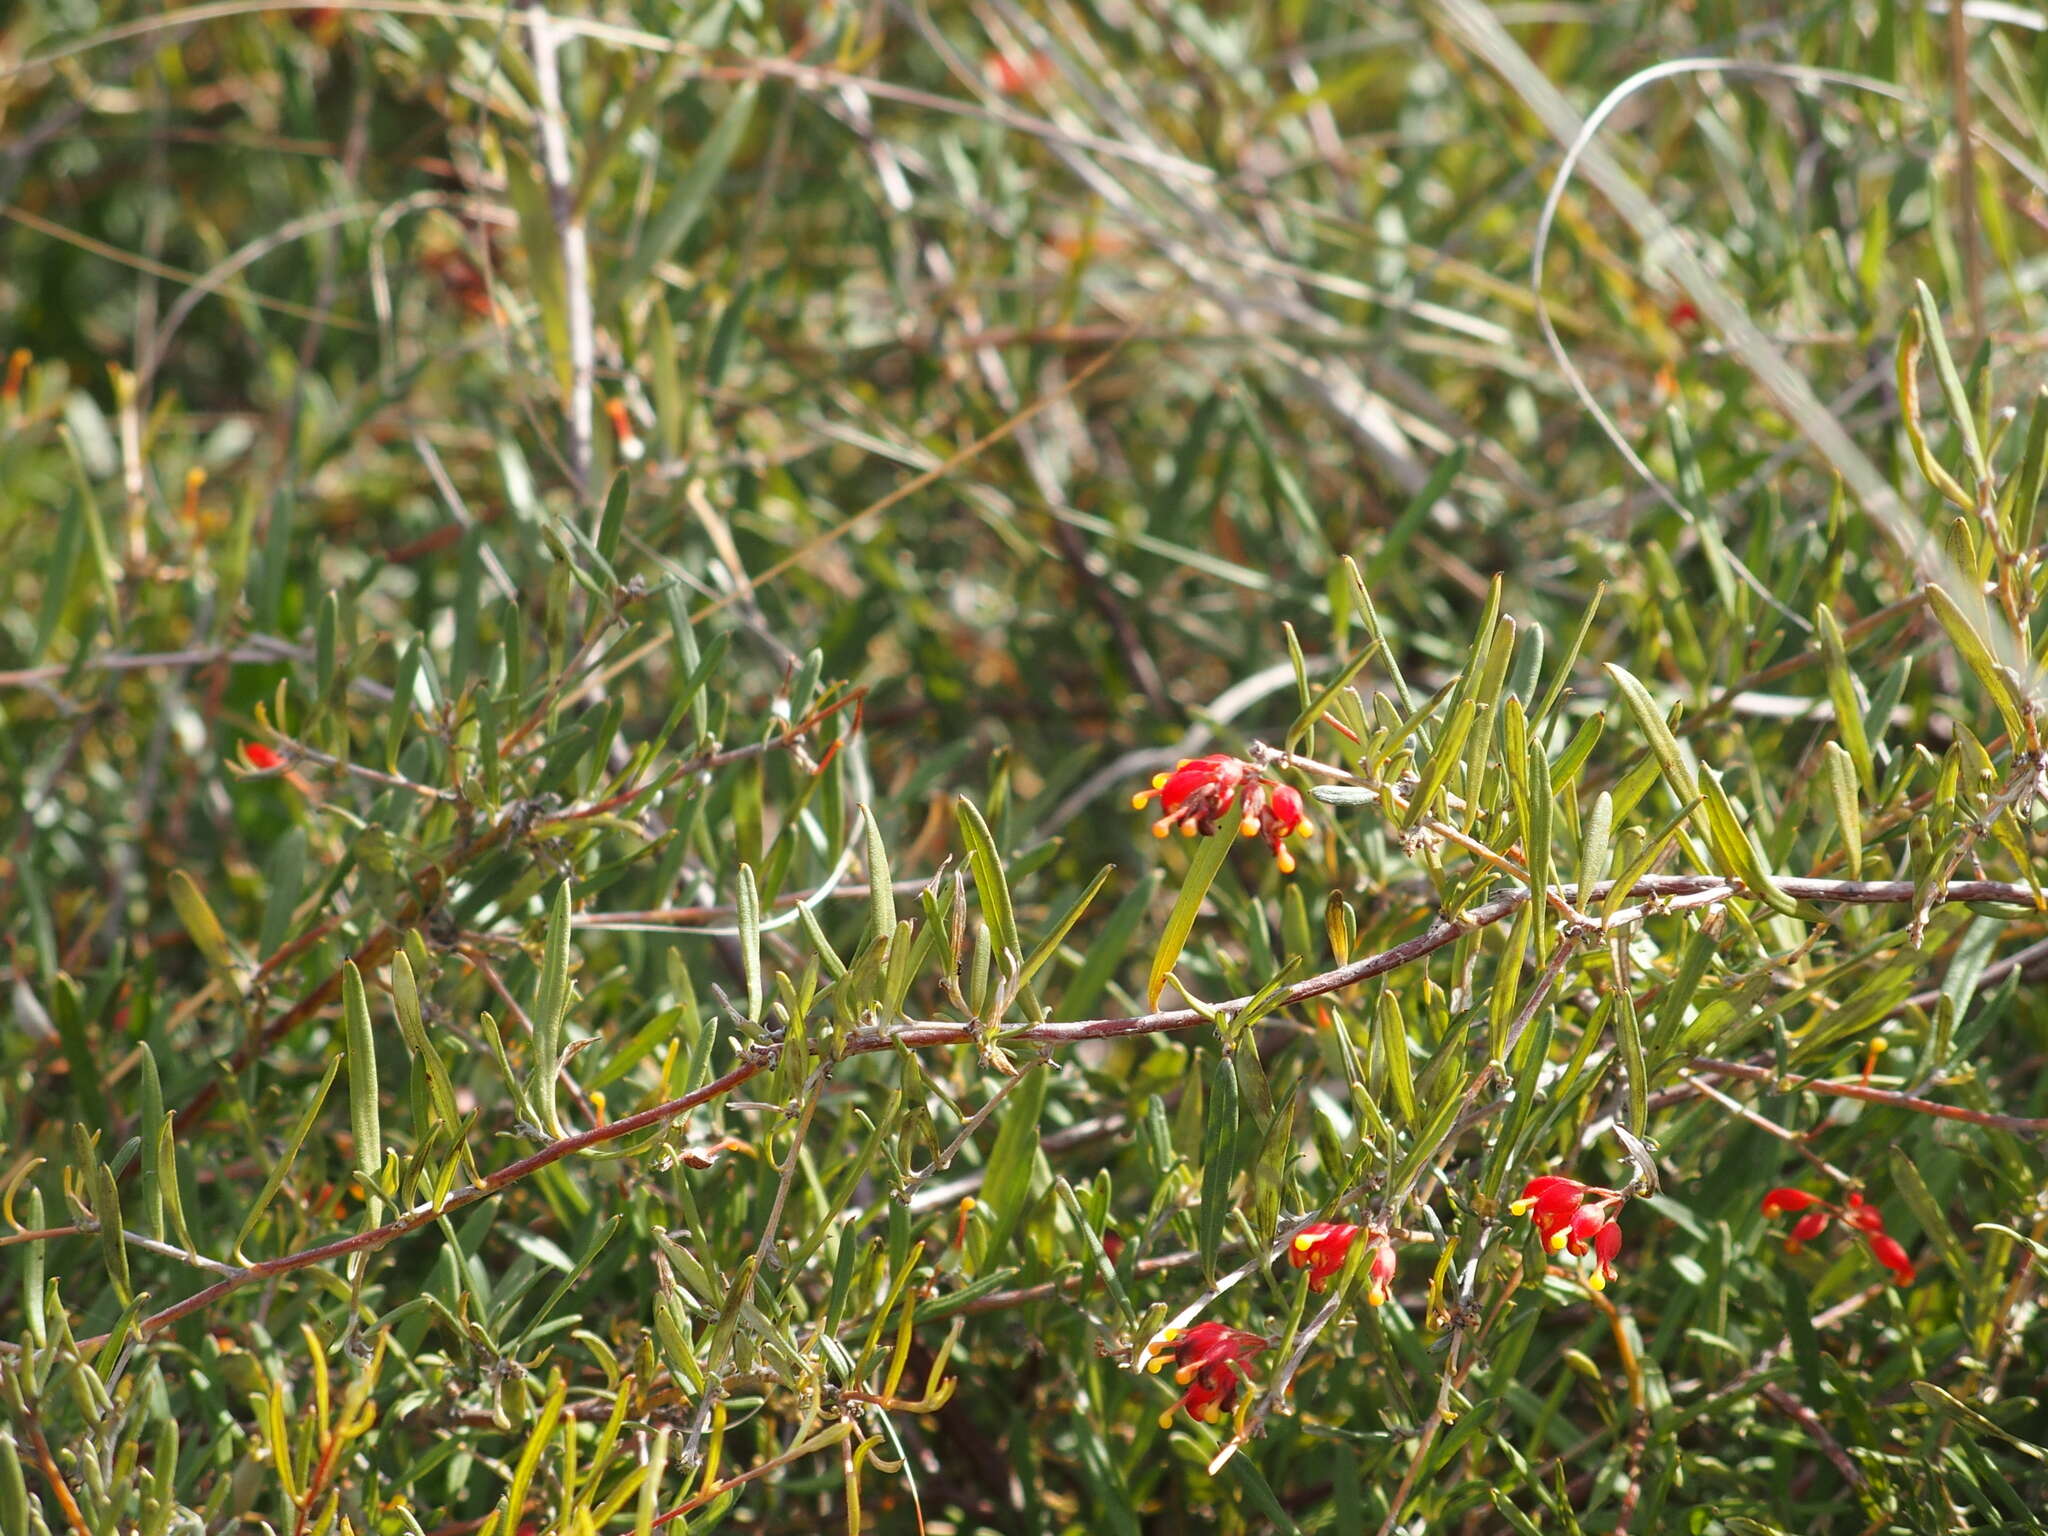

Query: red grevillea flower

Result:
[1131,755,1314,873]
[1286,1222,1400,1304]
[1759,1187,1915,1286]
[240,742,284,771]
[1142,1322,1268,1428]
[1511,1176,1627,1290]
[1288,1223,1358,1293]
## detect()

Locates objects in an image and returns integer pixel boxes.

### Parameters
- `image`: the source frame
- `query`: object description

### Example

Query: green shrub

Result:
[4,4,2047,1533]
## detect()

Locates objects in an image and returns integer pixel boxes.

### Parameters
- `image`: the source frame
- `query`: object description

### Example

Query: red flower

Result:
[1287,1222,1400,1304]
[1131,755,1314,873]
[983,49,1055,96]
[1668,298,1701,329]
[1761,1187,1821,1216]
[1511,1176,1626,1291]
[1759,1187,1915,1286]
[1868,1232,1915,1286]
[1785,1210,1830,1250]
[1365,1229,1399,1306]
[1288,1223,1359,1293]
[1143,1322,1267,1428]
[240,742,284,771]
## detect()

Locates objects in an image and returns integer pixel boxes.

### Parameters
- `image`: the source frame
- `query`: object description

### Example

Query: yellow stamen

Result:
[1292,1235,1314,1251]
[1367,1285,1387,1306]
[1275,848,1296,874]
[1239,817,1259,838]
[1158,1407,1177,1429]
[1509,1199,1533,1215]
[1179,822,1197,837]
[1175,1365,1197,1386]
[1548,1232,1568,1252]
[1152,773,1171,789]
[1152,820,1171,838]
[1294,821,1313,838]
[1586,1272,1606,1292]
[1131,791,1154,810]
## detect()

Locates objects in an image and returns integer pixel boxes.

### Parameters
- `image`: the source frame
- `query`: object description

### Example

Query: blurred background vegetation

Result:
[4,1,2048,1531]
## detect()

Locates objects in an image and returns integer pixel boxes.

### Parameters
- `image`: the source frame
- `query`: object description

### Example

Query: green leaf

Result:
[529,882,574,1135]
[167,870,239,986]
[976,1061,1050,1266]
[342,961,383,1184]
[1887,1146,1969,1284]
[1197,1053,1239,1276]
[1146,828,1235,1008]
[606,83,759,307]
[1923,582,2029,745]
[736,862,762,1023]
[955,796,1022,961]
[233,1057,341,1260]
[1913,280,1988,485]
[861,805,895,945]
[89,1158,130,1305]
[1604,663,1697,801]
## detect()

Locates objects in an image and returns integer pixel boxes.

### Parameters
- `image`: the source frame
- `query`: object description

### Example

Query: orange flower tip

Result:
[1292,1235,1314,1252]
[1239,817,1260,838]
[1158,1408,1177,1430]
[1586,1273,1606,1292]
[1131,791,1154,810]
[1366,1286,1388,1307]
[1509,1198,1533,1216]
[1152,773,1171,789]
[1174,1365,1197,1385]
[1204,1405,1224,1424]
[1145,1356,1169,1374]
[1179,822,1198,837]
[1152,821,1171,839]
[185,467,206,490]
[1548,1232,1568,1253]
[1294,821,1313,838]
[1275,849,1296,874]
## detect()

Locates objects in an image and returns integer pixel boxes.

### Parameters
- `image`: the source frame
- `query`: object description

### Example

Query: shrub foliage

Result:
[4,3,2048,1533]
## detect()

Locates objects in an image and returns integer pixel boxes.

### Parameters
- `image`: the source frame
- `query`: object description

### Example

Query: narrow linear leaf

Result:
[1146,829,1235,1008]
[342,961,383,1184]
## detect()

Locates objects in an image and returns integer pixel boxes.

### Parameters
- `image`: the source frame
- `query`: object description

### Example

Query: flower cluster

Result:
[1761,1188,1914,1285]
[1512,1176,1626,1291]
[1131,755,1313,873]
[1288,1222,1399,1305]
[1143,1323,1268,1428]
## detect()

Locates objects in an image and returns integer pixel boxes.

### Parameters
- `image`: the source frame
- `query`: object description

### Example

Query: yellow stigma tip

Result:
[1276,850,1296,874]
[1152,773,1171,789]
[1587,1274,1606,1292]
[1131,792,1152,809]
[1175,1365,1197,1386]
[1180,822,1197,837]
[1159,1408,1177,1430]
[1152,821,1171,838]
[1239,818,1259,837]
[1367,1287,1387,1306]
[1549,1233,1568,1252]
[1295,821,1313,838]
[1293,1235,1313,1251]
[1509,1199,1532,1215]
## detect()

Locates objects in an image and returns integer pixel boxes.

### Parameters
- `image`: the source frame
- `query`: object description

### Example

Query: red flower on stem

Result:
[1760,1187,1914,1285]
[1287,1222,1400,1304]
[1131,755,1314,873]
[1143,1322,1268,1428]
[1511,1176,1627,1291]
[240,742,284,771]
